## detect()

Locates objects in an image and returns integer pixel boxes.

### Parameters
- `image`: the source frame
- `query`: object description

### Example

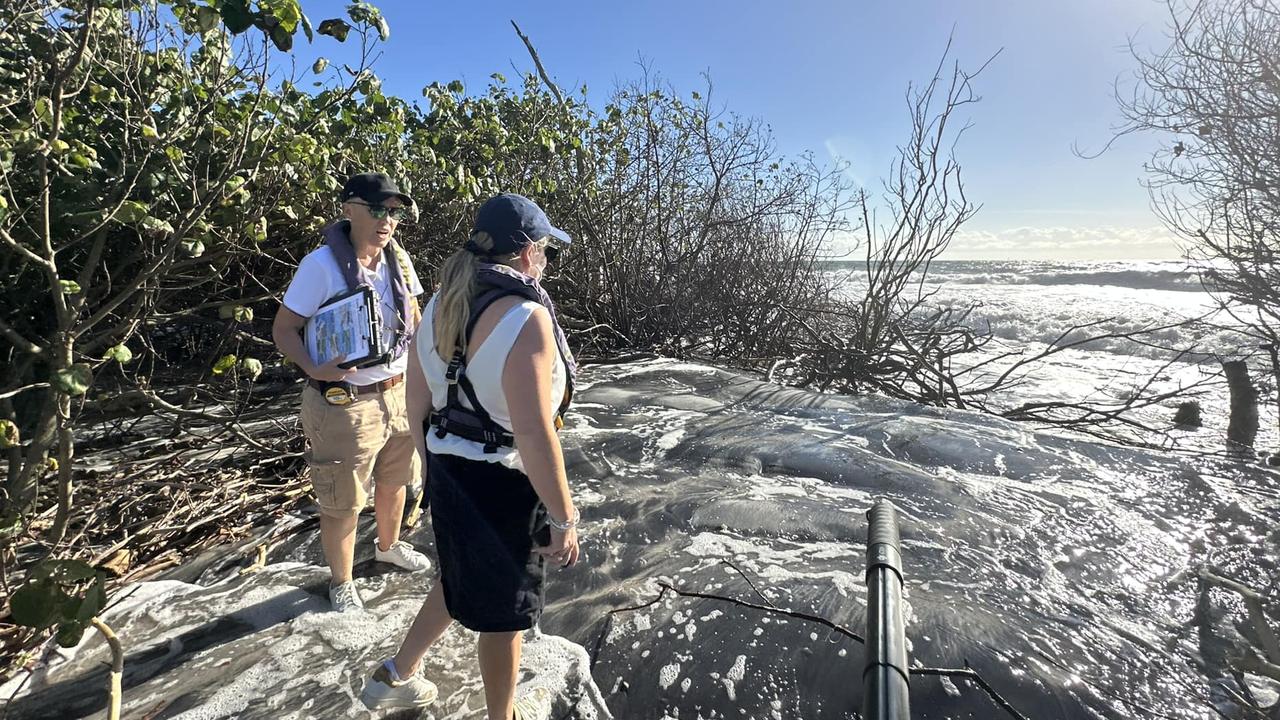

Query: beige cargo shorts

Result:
[300,382,420,518]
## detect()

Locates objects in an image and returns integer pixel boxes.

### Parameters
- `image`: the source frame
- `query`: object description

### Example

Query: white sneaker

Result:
[374,540,431,572]
[329,580,364,612]
[512,687,553,720]
[361,660,438,710]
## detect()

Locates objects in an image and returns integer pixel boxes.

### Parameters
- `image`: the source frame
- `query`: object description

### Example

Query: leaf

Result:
[195,6,220,33]
[220,305,253,322]
[165,145,185,164]
[104,344,133,364]
[269,24,293,52]
[317,18,351,42]
[346,2,373,23]
[219,0,254,34]
[33,559,97,583]
[50,139,70,153]
[115,201,149,224]
[299,12,314,42]
[76,576,107,622]
[139,216,174,235]
[55,621,87,648]
[373,15,390,41]
[181,239,205,258]
[141,123,159,141]
[447,80,464,94]
[312,57,328,74]
[59,280,81,294]
[263,0,302,32]
[212,354,237,375]
[248,216,267,243]
[0,419,18,449]
[52,364,93,396]
[239,358,263,380]
[10,579,59,628]
[34,98,51,125]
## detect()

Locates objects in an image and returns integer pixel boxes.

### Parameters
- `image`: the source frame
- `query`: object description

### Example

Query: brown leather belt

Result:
[308,373,404,396]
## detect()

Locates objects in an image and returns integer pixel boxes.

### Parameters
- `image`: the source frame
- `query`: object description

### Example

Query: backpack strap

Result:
[393,243,421,327]
[427,289,526,453]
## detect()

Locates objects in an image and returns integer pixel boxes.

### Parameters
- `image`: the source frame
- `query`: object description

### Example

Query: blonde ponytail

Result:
[434,247,479,363]
[433,231,550,362]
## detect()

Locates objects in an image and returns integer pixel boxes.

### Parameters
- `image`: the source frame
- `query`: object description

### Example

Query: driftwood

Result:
[1200,568,1280,668]
[1224,360,1259,448]
[0,390,312,681]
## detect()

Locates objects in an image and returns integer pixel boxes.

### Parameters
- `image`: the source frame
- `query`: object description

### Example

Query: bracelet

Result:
[548,508,580,532]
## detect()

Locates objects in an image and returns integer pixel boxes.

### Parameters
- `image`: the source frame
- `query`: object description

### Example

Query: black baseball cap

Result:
[339,172,412,205]
[470,193,572,256]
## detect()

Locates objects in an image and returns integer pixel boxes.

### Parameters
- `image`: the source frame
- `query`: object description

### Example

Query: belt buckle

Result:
[323,384,354,406]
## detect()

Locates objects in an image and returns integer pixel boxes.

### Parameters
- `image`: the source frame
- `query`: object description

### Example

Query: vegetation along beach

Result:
[2,1,1279,718]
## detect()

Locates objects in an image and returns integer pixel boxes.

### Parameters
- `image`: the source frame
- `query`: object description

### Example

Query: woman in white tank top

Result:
[362,194,578,720]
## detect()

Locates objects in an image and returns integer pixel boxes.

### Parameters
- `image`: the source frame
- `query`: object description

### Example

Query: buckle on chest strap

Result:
[445,362,462,384]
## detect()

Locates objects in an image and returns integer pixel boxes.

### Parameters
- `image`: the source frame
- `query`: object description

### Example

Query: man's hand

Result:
[538,526,580,568]
[307,357,354,383]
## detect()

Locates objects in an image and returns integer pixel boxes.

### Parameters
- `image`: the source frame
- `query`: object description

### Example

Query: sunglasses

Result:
[544,245,562,263]
[350,201,411,222]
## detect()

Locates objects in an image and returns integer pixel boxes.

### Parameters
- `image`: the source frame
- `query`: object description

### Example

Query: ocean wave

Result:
[825,260,1209,293]
[832,274,1250,361]
[931,268,1205,292]
[932,284,1247,361]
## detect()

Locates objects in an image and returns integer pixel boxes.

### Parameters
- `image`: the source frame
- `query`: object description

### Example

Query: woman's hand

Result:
[539,526,579,568]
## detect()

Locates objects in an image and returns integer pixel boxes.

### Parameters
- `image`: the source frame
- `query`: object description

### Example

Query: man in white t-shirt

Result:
[272,173,431,612]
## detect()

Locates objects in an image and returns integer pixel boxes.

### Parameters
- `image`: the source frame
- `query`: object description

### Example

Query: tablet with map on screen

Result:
[303,286,382,369]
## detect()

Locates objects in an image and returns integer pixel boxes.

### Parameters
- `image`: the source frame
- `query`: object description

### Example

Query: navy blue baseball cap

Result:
[468,193,572,256]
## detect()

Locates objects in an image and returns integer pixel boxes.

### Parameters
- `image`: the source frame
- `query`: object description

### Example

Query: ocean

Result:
[830,259,1276,454]
[6,262,1280,720]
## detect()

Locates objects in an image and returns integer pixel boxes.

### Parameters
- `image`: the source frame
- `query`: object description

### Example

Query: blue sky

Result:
[292,0,1184,260]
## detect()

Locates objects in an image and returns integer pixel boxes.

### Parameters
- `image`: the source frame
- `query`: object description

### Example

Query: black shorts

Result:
[426,451,550,632]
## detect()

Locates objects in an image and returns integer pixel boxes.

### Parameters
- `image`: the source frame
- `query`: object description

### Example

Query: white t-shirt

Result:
[282,244,425,386]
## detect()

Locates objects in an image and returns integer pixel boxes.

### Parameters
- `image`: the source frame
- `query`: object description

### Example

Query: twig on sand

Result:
[88,617,123,720]
[719,559,777,608]
[588,578,863,675]
[912,666,1029,720]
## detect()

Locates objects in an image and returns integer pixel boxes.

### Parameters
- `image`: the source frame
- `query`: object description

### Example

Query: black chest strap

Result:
[428,287,572,453]
[429,350,514,453]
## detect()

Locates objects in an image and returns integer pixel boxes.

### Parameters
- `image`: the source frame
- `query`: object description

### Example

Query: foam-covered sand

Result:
[6,359,1280,719]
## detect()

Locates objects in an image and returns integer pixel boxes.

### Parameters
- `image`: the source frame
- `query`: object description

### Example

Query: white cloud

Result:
[944,225,1184,260]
